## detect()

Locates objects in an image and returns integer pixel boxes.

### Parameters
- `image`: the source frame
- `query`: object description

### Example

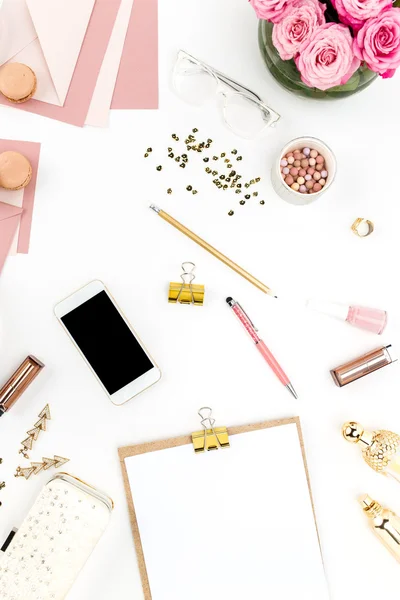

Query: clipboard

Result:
[119,412,328,600]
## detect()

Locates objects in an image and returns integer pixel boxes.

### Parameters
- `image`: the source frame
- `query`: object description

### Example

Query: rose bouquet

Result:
[253,0,400,98]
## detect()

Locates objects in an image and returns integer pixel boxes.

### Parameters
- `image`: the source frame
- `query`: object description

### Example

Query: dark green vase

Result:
[258,20,378,100]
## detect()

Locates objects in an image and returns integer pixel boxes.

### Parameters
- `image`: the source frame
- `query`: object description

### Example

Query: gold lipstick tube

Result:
[331,345,395,387]
[360,495,400,563]
[0,356,44,416]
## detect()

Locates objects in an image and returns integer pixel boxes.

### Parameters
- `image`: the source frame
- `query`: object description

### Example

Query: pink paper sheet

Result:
[0,0,121,127]
[0,204,22,275]
[112,0,158,109]
[0,140,41,254]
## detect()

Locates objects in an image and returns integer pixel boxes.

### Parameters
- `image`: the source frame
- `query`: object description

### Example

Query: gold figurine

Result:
[342,422,400,482]
[360,495,400,563]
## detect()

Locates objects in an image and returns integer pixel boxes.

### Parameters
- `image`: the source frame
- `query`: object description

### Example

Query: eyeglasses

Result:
[173,50,280,140]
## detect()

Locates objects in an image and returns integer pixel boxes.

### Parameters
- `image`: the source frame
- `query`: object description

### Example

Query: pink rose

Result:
[249,0,291,23]
[354,7,400,78]
[354,8,400,79]
[332,0,392,31]
[295,23,361,90]
[272,0,326,60]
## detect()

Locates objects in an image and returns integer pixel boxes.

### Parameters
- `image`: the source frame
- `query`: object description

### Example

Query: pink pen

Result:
[226,297,298,399]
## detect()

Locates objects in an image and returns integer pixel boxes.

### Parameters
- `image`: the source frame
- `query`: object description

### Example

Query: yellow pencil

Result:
[150,205,277,298]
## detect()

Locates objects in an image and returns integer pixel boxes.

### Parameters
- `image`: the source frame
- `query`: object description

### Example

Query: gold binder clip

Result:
[168,262,205,306]
[192,407,230,453]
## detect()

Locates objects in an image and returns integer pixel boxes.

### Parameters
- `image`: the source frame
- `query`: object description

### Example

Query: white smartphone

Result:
[54,280,161,405]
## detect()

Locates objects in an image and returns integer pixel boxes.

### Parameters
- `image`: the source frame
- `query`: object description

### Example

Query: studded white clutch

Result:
[0,472,113,600]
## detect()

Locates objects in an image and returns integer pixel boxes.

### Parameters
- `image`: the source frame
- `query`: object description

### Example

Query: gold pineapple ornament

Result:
[342,422,400,482]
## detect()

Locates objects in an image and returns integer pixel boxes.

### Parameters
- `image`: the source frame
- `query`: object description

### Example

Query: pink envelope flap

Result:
[25,0,96,106]
[0,0,37,65]
[0,202,23,220]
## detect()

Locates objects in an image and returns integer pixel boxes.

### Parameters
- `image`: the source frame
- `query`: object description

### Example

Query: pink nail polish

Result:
[346,305,387,334]
[307,300,387,334]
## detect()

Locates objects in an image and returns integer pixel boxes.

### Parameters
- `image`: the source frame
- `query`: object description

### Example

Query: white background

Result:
[0,0,400,598]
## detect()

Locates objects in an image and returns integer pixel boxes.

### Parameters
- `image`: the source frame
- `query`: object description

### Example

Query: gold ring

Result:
[351,218,374,238]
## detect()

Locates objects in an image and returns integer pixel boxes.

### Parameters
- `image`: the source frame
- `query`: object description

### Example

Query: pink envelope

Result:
[0,203,23,274]
[0,0,95,107]
[0,140,41,255]
[0,0,121,127]
[112,0,158,109]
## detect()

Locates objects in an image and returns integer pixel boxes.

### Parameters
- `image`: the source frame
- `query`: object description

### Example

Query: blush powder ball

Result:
[280,147,328,194]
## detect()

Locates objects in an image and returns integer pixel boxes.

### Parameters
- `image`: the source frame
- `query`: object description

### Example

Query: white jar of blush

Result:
[271,136,336,205]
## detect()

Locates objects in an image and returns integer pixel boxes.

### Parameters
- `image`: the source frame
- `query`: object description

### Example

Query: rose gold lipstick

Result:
[331,345,395,387]
[0,356,44,416]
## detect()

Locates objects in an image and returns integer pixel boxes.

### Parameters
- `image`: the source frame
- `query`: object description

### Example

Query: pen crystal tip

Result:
[226,297,233,304]
[150,204,161,213]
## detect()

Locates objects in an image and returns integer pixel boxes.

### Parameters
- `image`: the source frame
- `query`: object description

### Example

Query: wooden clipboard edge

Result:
[118,416,319,600]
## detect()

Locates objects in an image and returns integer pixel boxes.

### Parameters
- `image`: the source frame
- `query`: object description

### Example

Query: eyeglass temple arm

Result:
[180,51,278,119]
[211,68,263,103]
[181,51,264,103]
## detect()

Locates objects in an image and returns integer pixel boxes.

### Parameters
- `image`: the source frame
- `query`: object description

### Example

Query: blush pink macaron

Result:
[0,63,37,103]
[0,151,32,190]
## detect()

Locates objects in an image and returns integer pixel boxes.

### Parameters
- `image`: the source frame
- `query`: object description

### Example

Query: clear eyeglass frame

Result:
[173,50,280,140]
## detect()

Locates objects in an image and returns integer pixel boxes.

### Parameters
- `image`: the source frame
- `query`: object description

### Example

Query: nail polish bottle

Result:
[359,495,400,563]
[342,422,400,483]
[307,299,387,334]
